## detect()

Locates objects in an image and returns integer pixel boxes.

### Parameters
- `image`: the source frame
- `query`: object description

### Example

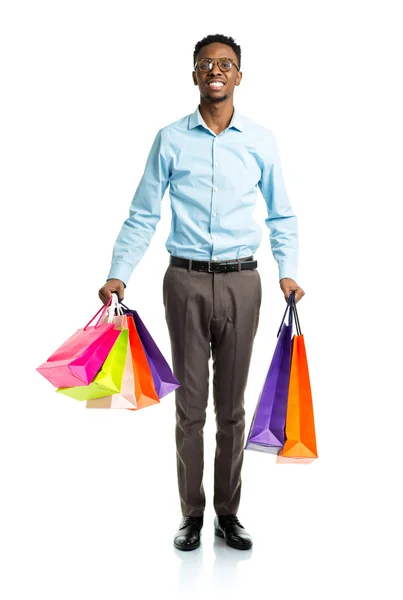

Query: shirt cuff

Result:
[107,263,133,289]
[278,262,298,282]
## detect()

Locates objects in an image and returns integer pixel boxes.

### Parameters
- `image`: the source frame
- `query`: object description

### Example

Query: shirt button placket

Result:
[212,136,218,259]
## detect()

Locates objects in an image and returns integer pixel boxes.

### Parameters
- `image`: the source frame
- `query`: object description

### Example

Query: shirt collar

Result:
[188,105,243,132]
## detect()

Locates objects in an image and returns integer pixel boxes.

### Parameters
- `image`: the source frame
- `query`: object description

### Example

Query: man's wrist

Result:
[107,277,126,289]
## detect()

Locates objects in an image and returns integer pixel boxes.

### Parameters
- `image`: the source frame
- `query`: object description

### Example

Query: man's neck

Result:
[198,99,235,135]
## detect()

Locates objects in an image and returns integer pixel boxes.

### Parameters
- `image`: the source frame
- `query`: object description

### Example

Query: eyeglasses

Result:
[194,57,240,73]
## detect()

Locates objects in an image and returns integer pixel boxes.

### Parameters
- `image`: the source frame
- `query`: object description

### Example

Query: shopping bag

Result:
[120,303,181,399]
[125,313,161,410]
[279,297,318,459]
[56,328,129,401]
[86,303,137,409]
[244,291,294,454]
[36,296,120,388]
[85,336,137,408]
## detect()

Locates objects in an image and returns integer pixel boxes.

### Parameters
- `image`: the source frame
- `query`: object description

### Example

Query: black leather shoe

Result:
[214,514,253,550]
[173,515,203,551]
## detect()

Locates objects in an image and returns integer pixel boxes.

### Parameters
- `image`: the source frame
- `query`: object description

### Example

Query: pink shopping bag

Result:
[36,297,120,388]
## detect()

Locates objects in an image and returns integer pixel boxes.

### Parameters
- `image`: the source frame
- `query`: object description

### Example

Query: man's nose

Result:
[210,60,223,75]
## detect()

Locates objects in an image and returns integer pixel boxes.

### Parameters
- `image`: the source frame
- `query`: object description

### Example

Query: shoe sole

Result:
[214,527,253,550]
[173,540,201,551]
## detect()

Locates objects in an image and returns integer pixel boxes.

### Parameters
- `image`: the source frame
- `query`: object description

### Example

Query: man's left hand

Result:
[280,278,305,304]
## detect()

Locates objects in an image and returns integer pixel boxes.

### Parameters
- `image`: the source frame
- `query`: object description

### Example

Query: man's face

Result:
[193,42,242,103]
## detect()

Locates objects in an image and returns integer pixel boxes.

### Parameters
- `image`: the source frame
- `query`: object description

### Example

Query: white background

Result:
[1,1,402,598]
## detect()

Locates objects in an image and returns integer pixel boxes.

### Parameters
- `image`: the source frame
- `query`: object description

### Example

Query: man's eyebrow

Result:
[197,56,234,60]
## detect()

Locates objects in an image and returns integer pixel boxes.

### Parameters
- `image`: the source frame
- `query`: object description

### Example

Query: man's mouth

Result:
[207,80,225,89]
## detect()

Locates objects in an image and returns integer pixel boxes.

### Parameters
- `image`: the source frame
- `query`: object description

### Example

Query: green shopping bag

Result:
[56,329,128,401]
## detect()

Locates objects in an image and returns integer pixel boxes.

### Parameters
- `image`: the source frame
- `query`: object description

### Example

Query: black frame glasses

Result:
[194,57,240,73]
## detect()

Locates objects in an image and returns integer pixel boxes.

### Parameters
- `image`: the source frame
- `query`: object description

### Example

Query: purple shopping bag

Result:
[120,303,181,398]
[244,291,295,454]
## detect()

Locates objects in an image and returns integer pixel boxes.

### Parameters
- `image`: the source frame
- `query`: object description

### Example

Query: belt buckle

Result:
[208,261,221,273]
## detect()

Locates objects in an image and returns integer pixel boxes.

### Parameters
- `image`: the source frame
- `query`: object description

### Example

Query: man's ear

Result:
[192,71,198,85]
[235,71,242,86]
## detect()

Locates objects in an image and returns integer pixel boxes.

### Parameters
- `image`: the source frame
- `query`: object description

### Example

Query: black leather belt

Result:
[169,255,257,273]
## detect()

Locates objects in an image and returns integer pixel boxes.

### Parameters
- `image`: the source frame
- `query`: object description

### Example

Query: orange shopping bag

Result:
[279,296,318,459]
[126,313,160,410]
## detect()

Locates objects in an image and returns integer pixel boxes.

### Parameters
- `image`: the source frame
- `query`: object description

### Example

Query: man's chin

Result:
[203,91,230,103]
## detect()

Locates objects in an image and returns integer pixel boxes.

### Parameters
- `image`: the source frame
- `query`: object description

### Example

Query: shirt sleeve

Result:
[106,127,171,287]
[258,131,299,281]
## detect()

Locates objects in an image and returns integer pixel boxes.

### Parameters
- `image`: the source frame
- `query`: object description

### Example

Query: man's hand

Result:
[280,278,305,304]
[98,279,125,305]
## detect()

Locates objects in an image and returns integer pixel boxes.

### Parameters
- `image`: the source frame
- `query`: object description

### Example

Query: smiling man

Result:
[99,33,305,551]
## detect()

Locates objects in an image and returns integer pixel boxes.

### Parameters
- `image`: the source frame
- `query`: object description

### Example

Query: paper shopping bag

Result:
[56,328,129,401]
[85,314,137,409]
[244,292,294,454]
[120,303,181,399]
[279,298,318,459]
[36,297,120,388]
[125,314,160,410]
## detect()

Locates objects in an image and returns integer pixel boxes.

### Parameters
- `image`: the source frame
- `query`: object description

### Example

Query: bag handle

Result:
[291,294,302,336]
[83,296,113,331]
[276,291,295,338]
[105,292,124,322]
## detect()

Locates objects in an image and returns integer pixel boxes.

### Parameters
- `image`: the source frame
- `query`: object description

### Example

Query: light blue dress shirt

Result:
[107,105,298,287]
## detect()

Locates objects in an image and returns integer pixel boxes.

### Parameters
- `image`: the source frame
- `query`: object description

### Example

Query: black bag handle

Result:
[276,291,302,337]
[291,294,302,336]
[276,291,294,338]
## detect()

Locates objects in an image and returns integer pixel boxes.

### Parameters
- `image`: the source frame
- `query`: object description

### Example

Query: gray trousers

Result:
[162,255,262,517]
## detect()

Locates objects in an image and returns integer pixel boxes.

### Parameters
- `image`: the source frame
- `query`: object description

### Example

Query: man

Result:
[98,33,305,551]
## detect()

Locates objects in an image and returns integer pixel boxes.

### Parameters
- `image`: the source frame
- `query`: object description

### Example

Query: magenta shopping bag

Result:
[244,292,295,454]
[36,297,120,388]
[120,303,181,398]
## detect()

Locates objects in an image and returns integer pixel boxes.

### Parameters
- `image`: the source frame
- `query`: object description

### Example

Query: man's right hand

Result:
[98,279,125,305]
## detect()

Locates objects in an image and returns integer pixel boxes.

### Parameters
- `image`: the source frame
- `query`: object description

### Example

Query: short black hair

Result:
[193,34,241,68]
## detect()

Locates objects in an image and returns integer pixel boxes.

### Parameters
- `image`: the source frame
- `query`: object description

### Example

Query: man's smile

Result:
[206,79,225,89]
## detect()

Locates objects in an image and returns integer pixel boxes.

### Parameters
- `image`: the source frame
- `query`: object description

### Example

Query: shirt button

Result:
[214,161,219,166]
[212,212,217,217]
[212,235,216,239]
[213,186,218,192]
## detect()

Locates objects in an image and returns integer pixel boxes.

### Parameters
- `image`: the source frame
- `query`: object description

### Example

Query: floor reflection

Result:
[174,543,205,593]
[211,535,253,592]
[174,530,253,594]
